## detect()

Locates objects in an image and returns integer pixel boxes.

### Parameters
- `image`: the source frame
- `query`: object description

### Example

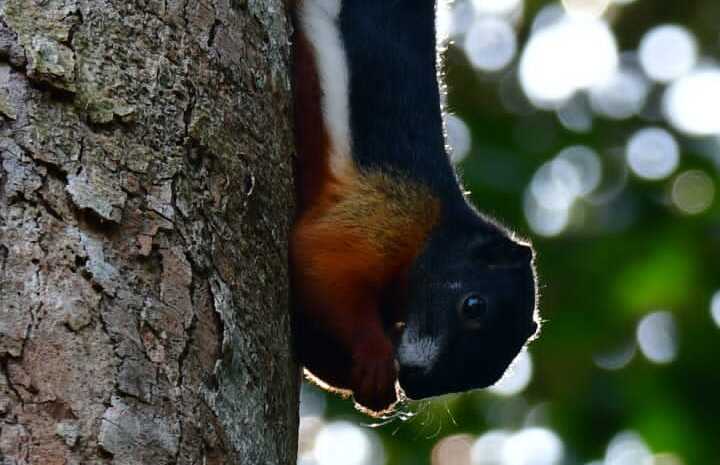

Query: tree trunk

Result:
[0,0,298,464]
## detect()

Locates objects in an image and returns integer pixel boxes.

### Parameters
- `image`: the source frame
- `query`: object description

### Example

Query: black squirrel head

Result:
[396,217,539,400]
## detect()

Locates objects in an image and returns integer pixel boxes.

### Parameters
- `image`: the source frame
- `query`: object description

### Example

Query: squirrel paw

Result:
[351,336,398,413]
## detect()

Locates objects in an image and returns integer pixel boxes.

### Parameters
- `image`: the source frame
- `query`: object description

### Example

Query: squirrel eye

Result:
[459,293,488,325]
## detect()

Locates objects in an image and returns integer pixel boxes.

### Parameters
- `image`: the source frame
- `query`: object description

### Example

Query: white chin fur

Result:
[397,327,442,372]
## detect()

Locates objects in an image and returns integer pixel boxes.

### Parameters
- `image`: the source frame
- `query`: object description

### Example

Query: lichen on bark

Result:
[0,0,298,464]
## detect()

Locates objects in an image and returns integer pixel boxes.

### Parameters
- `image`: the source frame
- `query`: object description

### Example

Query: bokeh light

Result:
[652,453,686,465]
[556,96,593,133]
[464,17,517,72]
[671,170,715,214]
[470,428,564,465]
[524,192,571,237]
[298,416,325,464]
[531,4,565,33]
[626,127,680,180]
[593,342,636,371]
[313,421,384,465]
[556,146,603,195]
[471,430,511,465]
[300,383,327,418]
[432,434,474,465]
[447,114,473,163]
[589,56,650,119]
[636,311,678,364]
[519,13,618,108]
[638,25,698,83]
[502,428,565,465]
[471,0,523,16]
[524,145,602,236]
[489,350,533,396]
[561,0,611,17]
[530,159,582,210]
[448,0,479,39]
[604,431,653,465]
[712,290,720,328]
[663,68,720,136]
[531,147,600,208]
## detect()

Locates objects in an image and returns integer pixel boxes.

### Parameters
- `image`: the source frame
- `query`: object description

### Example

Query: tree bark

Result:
[0,0,298,464]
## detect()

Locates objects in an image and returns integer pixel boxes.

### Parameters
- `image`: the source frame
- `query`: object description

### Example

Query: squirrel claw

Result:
[351,339,398,412]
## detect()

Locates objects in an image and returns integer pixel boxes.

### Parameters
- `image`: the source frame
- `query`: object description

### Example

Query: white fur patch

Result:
[397,326,442,372]
[298,0,353,177]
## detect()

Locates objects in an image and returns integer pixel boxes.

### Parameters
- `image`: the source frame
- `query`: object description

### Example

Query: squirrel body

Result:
[290,0,539,413]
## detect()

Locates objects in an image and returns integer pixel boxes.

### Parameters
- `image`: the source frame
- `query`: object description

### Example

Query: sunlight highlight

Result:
[313,421,384,465]
[530,4,565,33]
[471,430,512,464]
[502,428,565,465]
[531,146,602,209]
[561,0,612,17]
[524,193,571,237]
[639,25,697,83]
[712,290,720,328]
[489,350,533,396]
[557,97,593,133]
[300,383,327,418]
[298,416,325,464]
[447,115,473,163]
[464,17,518,72]
[652,453,686,465]
[593,342,636,371]
[636,312,677,364]
[436,0,453,43]
[470,428,564,465]
[626,128,680,181]
[519,13,618,107]
[671,170,715,214]
[664,68,720,136]
[557,146,603,195]
[471,0,523,16]
[451,0,479,38]
[604,431,652,465]
[589,56,650,119]
[432,434,474,465]
[524,145,602,236]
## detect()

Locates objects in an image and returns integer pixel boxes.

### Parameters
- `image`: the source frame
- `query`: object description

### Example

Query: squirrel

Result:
[289,0,540,414]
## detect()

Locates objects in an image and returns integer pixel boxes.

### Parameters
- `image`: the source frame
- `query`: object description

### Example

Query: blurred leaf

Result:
[614,241,697,315]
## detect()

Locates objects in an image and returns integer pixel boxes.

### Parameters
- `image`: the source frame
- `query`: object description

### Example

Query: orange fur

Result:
[291,168,440,410]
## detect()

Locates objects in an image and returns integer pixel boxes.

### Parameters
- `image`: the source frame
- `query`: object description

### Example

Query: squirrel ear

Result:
[471,237,533,267]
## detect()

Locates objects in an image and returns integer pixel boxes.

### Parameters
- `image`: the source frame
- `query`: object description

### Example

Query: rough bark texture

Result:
[0,0,298,464]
